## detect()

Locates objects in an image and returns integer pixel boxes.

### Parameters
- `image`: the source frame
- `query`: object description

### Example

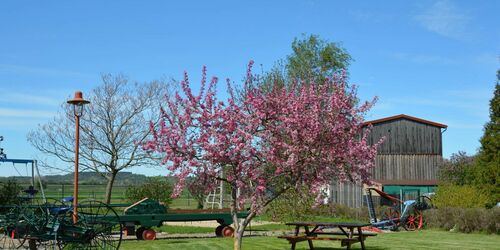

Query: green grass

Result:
[120,230,500,250]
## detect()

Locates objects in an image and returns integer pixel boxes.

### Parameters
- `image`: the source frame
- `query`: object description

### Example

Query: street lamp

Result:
[67,91,90,223]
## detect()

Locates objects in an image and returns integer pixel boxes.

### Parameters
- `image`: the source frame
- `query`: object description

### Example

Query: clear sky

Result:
[0,1,498,176]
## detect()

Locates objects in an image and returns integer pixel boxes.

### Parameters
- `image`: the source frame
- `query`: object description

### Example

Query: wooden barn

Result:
[327,114,447,207]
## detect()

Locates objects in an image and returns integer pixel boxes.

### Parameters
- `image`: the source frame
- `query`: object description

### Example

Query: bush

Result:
[265,188,372,222]
[265,187,316,222]
[125,177,173,206]
[313,203,371,221]
[0,179,22,212]
[423,207,499,234]
[433,184,490,208]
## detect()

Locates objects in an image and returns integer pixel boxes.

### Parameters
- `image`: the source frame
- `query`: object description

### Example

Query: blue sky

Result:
[0,0,498,176]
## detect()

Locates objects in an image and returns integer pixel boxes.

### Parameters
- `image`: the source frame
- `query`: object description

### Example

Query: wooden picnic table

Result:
[278,221,376,250]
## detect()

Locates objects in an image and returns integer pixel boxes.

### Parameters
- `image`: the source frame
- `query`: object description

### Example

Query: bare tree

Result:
[28,74,170,203]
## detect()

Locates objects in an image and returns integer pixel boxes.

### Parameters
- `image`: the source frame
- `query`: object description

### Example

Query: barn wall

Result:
[366,119,443,155]
[330,118,445,207]
[329,182,363,208]
[370,154,442,180]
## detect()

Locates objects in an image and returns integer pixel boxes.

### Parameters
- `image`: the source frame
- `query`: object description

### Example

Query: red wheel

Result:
[404,210,423,231]
[381,206,401,230]
[382,207,400,223]
[222,226,234,237]
[142,229,156,240]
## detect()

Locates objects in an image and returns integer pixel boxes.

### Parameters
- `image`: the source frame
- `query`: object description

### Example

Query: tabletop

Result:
[285,222,371,228]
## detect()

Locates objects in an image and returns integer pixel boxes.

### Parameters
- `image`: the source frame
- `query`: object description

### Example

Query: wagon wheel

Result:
[381,206,400,230]
[215,225,224,237]
[403,209,423,231]
[0,208,29,249]
[67,199,122,249]
[22,198,54,236]
[222,226,234,237]
[135,227,145,240]
[0,225,28,249]
[29,198,70,250]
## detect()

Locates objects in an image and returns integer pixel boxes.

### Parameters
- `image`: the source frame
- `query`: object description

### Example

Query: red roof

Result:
[363,114,447,128]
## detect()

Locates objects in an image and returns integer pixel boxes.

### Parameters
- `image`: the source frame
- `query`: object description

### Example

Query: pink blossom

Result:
[143,62,381,216]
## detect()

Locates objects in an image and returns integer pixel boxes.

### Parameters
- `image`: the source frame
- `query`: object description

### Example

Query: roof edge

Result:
[363,114,447,128]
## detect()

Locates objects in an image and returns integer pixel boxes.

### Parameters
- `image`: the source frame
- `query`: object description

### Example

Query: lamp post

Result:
[67,91,90,223]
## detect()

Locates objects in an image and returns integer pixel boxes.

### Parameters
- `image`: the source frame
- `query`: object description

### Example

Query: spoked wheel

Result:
[71,200,122,249]
[0,204,33,250]
[0,225,26,249]
[381,207,400,231]
[27,198,71,250]
[404,209,423,231]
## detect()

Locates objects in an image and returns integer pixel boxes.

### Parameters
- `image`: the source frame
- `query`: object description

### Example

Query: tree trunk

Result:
[233,212,256,250]
[104,171,117,204]
[234,231,243,250]
[229,184,256,250]
[230,184,242,250]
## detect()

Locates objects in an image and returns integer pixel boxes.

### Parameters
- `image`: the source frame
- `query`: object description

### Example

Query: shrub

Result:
[0,179,22,212]
[313,203,371,221]
[433,184,490,208]
[265,187,316,222]
[125,177,173,206]
[265,190,372,222]
[423,207,500,234]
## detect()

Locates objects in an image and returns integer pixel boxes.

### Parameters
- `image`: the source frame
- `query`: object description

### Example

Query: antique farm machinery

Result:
[0,136,246,248]
[0,195,246,249]
[365,187,432,231]
[0,138,122,249]
[0,163,122,249]
[0,197,122,249]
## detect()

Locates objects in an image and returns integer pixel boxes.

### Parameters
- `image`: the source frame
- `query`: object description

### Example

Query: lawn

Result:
[120,230,500,250]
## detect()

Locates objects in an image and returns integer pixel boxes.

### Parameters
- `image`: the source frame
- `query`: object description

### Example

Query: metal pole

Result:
[73,115,80,223]
[31,161,35,187]
[34,160,46,203]
[219,170,224,209]
[400,189,403,213]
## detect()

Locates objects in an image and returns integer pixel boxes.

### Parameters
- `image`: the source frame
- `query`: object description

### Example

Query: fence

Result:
[37,184,198,209]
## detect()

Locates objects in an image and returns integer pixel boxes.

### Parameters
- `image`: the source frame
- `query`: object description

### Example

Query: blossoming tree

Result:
[143,61,381,249]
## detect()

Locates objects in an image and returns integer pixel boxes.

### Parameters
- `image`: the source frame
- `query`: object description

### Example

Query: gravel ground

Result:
[163,220,278,227]
[122,230,284,241]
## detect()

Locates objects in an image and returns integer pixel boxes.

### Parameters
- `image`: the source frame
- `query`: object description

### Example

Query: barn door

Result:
[402,189,420,201]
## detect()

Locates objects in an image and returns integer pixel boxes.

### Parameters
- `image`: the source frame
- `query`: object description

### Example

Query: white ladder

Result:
[204,171,224,209]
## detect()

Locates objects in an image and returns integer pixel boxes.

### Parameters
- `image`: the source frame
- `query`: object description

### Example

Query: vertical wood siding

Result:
[366,119,443,155]
[329,182,363,208]
[370,154,443,180]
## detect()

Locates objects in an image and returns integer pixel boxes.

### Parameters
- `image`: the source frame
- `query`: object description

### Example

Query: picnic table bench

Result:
[278,222,376,250]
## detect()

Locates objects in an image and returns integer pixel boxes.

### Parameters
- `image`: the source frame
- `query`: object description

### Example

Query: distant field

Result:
[17,183,199,209]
